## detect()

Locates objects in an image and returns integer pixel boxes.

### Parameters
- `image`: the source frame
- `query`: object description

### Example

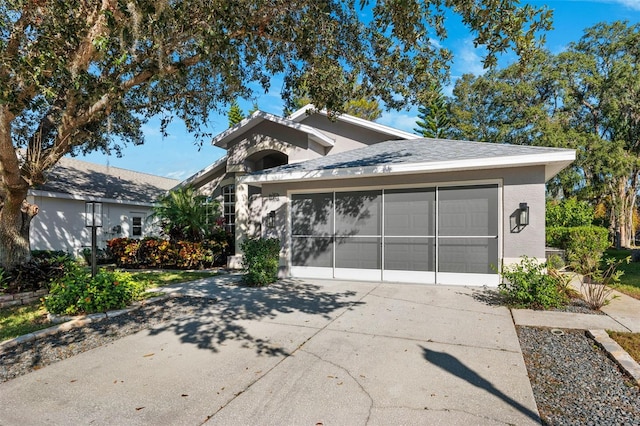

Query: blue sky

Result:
[77,0,640,181]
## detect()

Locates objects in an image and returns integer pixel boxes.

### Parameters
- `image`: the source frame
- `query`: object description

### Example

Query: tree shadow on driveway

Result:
[420,345,540,423]
[147,278,362,356]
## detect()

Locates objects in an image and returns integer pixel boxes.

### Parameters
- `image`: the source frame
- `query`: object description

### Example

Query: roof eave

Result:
[239,151,576,187]
[287,104,420,141]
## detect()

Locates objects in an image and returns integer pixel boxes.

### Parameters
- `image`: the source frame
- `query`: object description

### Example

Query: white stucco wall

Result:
[29,194,159,257]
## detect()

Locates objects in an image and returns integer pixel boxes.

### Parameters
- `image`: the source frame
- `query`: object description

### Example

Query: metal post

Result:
[91,226,97,278]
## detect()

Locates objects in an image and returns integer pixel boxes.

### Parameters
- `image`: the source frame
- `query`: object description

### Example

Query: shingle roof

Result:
[241,138,576,184]
[33,156,180,203]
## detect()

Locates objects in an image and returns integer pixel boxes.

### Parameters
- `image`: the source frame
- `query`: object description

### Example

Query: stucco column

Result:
[228,179,248,269]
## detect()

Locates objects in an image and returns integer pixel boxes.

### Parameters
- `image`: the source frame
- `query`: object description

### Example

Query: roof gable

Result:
[212,110,335,149]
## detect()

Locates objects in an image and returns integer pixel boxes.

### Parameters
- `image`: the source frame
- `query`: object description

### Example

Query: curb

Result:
[588,329,640,386]
[0,292,184,354]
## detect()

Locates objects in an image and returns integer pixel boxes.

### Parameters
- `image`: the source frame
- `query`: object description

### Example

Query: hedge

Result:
[106,237,227,269]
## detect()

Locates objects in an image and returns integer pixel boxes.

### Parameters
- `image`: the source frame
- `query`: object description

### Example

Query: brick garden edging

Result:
[0,289,48,308]
[0,292,183,354]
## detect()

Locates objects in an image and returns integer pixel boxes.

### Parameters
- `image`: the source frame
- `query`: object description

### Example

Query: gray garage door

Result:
[290,185,499,285]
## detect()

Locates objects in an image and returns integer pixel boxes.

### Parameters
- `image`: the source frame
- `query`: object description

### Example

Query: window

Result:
[131,215,143,237]
[222,185,235,235]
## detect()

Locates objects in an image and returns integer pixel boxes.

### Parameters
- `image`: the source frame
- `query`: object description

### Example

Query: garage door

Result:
[290,185,499,286]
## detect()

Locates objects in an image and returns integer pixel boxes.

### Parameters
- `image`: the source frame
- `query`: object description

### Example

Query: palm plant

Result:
[152,186,220,243]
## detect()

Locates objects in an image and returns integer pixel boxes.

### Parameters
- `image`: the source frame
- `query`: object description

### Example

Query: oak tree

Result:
[0,0,551,268]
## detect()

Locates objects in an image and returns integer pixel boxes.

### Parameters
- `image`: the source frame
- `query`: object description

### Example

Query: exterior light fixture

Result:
[519,202,530,226]
[85,201,103,277]
[85,201,103,227]
[267,210,276,228]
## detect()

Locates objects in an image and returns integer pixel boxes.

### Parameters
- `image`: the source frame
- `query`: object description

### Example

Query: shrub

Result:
[44,266,144,315]
[81,247,113,265]
[499,256,568,309]
[546,197,594,228]
[579,256,628,310]
[566,226,610,278]
[106,237,228,269]
[107,238,140,268]
[241,238,280,287]
[546,226,570,249]
[1,251,75,294]
[137,237,175,268]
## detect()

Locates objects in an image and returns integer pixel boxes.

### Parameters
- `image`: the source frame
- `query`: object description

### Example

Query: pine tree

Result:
[414,87,452,139]
[228,101,245,127]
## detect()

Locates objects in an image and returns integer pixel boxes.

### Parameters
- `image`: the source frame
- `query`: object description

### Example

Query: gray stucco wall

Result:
[298,114,399,155]
[257,165,547,275]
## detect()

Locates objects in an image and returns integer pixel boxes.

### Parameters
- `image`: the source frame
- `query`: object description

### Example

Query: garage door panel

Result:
[438,238,499,274]
[384,237,435,271]
[291,193,333,236]
[384,188,435,236]
[335,191,381,236]
[335,237,381,269]
[291,237,333,267]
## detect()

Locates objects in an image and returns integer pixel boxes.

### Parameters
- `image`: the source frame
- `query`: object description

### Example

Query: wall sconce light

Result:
[267,210,276,228]
[519,202,530,226]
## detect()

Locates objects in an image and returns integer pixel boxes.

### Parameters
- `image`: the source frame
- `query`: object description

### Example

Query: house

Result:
[28,156,179,257]
[182,105,576,286]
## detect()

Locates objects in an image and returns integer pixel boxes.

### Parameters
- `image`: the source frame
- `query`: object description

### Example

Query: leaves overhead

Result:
[448,21,640,246]
[0,0,551,188]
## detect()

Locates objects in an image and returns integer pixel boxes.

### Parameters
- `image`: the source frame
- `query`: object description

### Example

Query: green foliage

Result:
[579,256,628,310]
[566,226,611,277]
[152,186,222,243]
[449,21,640,246]
[241,238,281,287]
[414,84,453,138]
[228,101,245,127]
[106,237,227,269]
[1,252,75,294]
[546,226,570,249]
[0,0,552,270]
[343,97,382,121]
[286,89,382,121]
[44,266,144,315]
[499,257,568,309]
[546,198,595,228]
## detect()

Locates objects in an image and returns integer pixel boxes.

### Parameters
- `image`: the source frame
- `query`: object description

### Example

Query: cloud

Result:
[455,38,487,77]
[165,170,192,180]
[378,110,419,133]
[613,0,640,9]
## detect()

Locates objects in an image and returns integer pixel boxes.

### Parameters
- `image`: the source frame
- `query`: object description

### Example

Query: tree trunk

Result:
[0,187,38,270]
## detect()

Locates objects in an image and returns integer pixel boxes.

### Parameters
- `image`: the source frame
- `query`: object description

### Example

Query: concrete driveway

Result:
[0,277,539,425]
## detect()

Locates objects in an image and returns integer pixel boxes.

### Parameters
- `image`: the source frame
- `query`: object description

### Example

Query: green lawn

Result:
[604,249,640,300]
[0,270,220,342]
[608,331,640,364]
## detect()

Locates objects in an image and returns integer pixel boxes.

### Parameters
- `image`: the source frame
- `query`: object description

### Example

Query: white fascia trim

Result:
[211,110,335,149]
[287,104,420,141]
[240,151,576,186]
[28,189,156,207]
[175,155,227,189]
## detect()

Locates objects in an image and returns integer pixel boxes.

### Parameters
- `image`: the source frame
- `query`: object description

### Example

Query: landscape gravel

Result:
[518,326,640,426]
